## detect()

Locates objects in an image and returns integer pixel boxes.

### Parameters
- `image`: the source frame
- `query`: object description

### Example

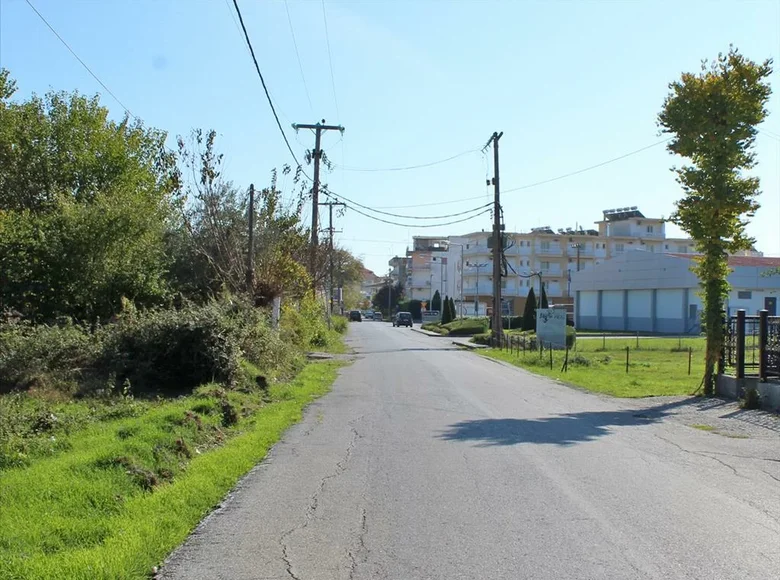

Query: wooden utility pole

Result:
[319,200,345,325]
[292,121,345,288]
[246,183,255,294]
[486,131,504,342]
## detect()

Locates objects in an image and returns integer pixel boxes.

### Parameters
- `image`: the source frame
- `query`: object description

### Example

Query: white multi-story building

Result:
[407,207,763,318]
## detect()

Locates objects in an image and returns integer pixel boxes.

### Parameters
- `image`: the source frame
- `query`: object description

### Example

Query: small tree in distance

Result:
[431,290,441,313]
[540,283,549,309]
[449,297,457,320]
[658,46,772,395]
[441,295,451,324]
[522,287,537,331]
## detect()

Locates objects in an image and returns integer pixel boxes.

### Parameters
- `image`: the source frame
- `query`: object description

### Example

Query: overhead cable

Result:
[24,0,135,118]
[231,0,305,171]
[333,149,481,172]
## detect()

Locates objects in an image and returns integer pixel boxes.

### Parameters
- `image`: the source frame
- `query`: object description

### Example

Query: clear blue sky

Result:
[2,0,779,275]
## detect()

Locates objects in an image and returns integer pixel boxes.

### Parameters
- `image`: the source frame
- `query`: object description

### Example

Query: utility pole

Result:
[387,269,392,317]
[292,120,345,290]
[246,183,255,294]
[319,200,345,326]
[485,131,504,341]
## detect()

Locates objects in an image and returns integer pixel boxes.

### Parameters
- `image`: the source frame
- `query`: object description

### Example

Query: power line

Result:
[333,199,492,229]
[231,0,304,170]
[321,0,340,121]
[24,0,134,118]
[284,0,314,115]
[332,149,480,172]
[357,137,673,210]
[502,138,672,193]
[325,190,491,220]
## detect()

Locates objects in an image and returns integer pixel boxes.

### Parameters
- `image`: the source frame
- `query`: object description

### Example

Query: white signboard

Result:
[536,308,567,349]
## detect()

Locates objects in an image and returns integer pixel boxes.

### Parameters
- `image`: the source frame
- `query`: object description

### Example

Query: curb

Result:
[451,340,486,350]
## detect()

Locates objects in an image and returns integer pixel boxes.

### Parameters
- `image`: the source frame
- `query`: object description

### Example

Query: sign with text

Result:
[536,308,567,349]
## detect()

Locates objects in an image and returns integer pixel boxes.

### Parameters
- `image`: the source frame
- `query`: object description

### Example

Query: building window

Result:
[615,243,624,252]
[647,225,654,233]
[648,245,655,252]
[677,245,688,253]
[665,244,669,250]
[737,290,752,300]
[541,241,550,251]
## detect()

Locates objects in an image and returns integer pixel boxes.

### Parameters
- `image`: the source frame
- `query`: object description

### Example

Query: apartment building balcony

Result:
[566,246,595,257]
[462,245,490,257]
[462,283,494,296]
[535,246,563,256]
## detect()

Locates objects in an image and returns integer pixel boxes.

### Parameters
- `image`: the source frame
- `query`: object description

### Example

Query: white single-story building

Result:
[570,252,780,335]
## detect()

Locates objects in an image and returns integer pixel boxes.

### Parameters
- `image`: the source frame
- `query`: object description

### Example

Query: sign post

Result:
[536,308,567,349]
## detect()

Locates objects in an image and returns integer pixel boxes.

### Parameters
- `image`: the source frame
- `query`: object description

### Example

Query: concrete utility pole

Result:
[319,200,345,326]
[467,261,488,316]
[246,183,255,294]
[292,121,345,289]
[485,131,504,341]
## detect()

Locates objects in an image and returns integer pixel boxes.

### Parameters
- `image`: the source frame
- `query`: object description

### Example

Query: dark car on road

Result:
[349,310,362,322]
[393,312,413,327]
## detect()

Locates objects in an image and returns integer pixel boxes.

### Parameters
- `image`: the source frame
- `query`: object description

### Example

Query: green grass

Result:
[0,361,342,580]
[691,424,716,431]
[480,337,706,397]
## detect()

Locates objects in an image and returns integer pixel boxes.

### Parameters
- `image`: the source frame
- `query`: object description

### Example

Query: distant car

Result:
[393,312,413,328]
[349,310,362,322]
[373,312,383,321]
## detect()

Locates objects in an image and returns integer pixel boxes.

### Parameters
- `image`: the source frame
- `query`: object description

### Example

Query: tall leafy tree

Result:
[522,287,537,331]
[371,283,402,314]
[658,47,772,394]
[174,129,313,304]
[0,69,176,320]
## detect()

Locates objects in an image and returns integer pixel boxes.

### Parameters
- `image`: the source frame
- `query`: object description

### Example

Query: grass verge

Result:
[480,337,706,397]
[0,361,342,580]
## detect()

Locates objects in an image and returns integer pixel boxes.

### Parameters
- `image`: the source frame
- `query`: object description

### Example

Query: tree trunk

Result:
[703,275,726,396]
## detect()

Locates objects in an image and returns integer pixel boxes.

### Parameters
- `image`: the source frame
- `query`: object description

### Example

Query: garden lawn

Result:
[0,361,342,580]
[481,337,706,397]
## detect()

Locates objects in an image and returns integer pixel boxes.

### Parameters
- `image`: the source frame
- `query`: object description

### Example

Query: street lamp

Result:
[466,261,488,317]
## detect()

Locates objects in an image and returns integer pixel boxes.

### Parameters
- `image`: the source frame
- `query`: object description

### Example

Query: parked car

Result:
[393,312,413,328]
[373,312,383,321]
[349,310,362,322]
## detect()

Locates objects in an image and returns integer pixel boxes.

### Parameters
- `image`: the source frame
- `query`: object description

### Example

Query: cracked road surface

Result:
[160,323,780,580]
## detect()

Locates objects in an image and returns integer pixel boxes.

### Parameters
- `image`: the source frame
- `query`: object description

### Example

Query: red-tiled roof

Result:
[668,253,780,268]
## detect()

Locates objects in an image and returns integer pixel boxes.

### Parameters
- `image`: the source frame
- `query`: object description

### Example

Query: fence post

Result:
[759,309,768,382]
[717,310,726,375]
[688,347,692,376]
[636,331,639,349]
[549,343,553,370]
[625,346,629,373]
[562,345,569,373]
[602,332,606,350]
[736,309,746,379]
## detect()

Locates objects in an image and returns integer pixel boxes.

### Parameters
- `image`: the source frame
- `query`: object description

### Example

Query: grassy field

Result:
[0,361,342,580]
[481,337,706,398]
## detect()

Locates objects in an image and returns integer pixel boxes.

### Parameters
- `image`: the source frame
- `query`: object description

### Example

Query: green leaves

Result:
[658,47,773,394]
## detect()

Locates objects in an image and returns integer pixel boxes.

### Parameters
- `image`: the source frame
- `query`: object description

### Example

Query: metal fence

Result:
[723,310,780,379]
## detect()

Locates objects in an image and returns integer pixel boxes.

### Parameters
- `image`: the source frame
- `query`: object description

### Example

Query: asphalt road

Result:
[161,322,780,580]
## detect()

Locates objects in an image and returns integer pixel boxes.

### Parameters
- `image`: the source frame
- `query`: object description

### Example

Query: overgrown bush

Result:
[98,301,249,394]
[332,315,348,334]
[0,319,102,393]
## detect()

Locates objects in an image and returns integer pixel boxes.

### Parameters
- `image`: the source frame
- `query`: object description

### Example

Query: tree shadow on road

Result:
[439,399,695,447]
